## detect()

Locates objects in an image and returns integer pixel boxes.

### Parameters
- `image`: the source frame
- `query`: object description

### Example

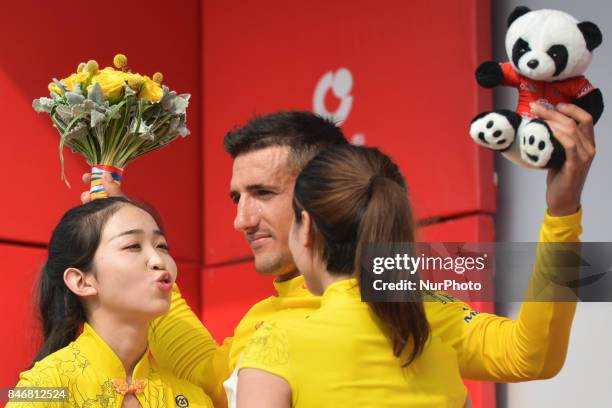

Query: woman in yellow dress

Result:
[237,145,470,407]
[7,197,213,407]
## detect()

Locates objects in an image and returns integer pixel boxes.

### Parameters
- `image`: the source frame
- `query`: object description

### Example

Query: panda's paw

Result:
[519,120,556,168]
[469,112,515,151]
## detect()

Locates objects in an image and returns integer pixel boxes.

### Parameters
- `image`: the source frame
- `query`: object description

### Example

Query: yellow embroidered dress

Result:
[7,323,213,407]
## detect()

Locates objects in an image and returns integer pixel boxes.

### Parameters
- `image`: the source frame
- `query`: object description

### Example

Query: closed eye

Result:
[124,243,170,251]
[255,189,274,197]
[230,185,278,204]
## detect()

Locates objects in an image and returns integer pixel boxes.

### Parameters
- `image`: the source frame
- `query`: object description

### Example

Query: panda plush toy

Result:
[469,6,604,168]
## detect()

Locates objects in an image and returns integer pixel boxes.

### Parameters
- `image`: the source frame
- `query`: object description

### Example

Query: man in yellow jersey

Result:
[85,101,595,407]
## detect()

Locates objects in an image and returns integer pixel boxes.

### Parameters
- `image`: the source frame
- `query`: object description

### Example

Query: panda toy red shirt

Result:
[500,62,596,118]
[469,7,604,169]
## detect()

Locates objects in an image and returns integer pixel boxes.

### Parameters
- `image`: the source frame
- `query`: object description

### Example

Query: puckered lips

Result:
[155,271,173,292]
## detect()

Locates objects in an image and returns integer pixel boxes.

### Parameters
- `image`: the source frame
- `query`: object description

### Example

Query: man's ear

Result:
[64,268,98,298]
[299,210,312,248]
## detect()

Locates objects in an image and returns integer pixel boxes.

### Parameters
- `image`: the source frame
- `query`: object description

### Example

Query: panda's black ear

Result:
[578,22,602,51]
[507,6,531,27]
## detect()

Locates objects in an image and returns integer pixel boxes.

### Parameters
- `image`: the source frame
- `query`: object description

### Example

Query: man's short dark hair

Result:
[224,111,349,171]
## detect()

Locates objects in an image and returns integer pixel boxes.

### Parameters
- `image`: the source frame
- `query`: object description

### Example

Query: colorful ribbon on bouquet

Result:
[90,164,123,200]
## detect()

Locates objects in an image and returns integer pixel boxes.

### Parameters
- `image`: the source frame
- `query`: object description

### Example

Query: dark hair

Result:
[33,197,160,364]
[292,145,429,366]
[224,111,348,172]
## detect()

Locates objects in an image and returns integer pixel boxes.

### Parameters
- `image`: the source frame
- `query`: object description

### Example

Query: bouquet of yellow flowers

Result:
[33,54,190,199]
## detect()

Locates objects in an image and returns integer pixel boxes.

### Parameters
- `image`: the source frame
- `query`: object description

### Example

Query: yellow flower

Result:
[60,72,89,92]
[152,72,163,84]
[48,82,62,95]
[89,68,126,103]
[86,60,99,75]
[124,72,145,92]
[139,76,163,102]
[113,54,128,70]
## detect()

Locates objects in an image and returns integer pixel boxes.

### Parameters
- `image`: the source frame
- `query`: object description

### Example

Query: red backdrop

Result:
[1,1,495,407]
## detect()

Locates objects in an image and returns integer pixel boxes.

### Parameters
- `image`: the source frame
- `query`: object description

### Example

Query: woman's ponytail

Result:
[32,263,85,364]
[293,145,429,366]
[356,176,429,366]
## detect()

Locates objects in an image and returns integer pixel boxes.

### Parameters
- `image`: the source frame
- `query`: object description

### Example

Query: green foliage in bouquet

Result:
[32,54,190,186]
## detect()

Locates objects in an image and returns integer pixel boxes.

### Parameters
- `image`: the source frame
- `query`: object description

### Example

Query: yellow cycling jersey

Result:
[240,277,468,407]
[149,209,582,408]
[8,323,213,407]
